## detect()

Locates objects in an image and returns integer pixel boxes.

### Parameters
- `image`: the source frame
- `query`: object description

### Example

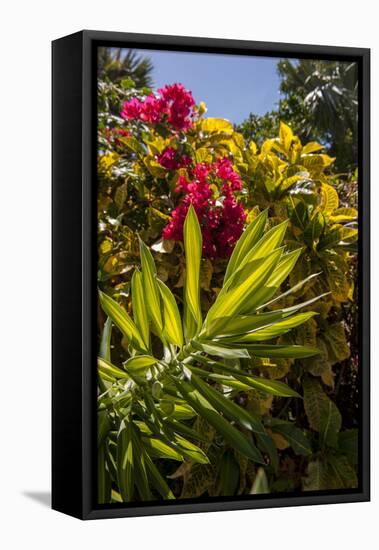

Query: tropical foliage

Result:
[238,60,358,172]
[97,51,359,503]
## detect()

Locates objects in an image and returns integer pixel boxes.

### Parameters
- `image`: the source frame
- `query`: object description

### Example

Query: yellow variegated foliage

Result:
[97,76,358,499]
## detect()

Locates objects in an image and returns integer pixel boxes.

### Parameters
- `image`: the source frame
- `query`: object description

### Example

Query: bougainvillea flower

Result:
[120,97,143,119]
[120,83,197,132]
[156,147,192,170]
[162,157,246,259]
[158,83,196,131]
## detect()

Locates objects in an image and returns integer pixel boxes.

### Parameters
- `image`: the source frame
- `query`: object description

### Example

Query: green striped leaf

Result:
[157,278,183,348]
[218,450,240,496]
[99,317,112,361]
[188,371,265,435]
[205,248,283,330]
[258,272,322,310]
[165,418,209,443]
[250,467,269,494]
[221,221,289,295]
[139,238,163,332]
[173,377,265,464]
[224,209,267,282]
[238,376,301,398]
[99,290,146,351]
[131,430,153,501]
[215,315,274,337]
[98,409,111,447]
[209,301,320,339]
[191,340,250,359]
[123,355,157,371]
[174,435,210,464]
[223,312,317,343]
[117,420,134,502]
[184,205,203,339]
[171,402,197,420]
[240,247,303,313]
[98,357,128,381]
[246,219,289,262]
[190,355,300,397]
[221,343,320,359]
[143,451,175,499]
[131,269,150,350]
[142,436,183,461]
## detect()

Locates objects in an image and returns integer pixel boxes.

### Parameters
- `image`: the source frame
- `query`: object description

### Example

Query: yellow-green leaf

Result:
[250,467,269,494]
[98,290,146,351]
[131,269,150,350]
[301,142,324,155]
[320,183,339,213]
[240,247,303,313]
[123,355,157,372]
[224,209,267,283]
[279,121,294,151]
[142,436,183,461]
[226,312,317,342]
[157,278,183,348]
[189,372,265,434]
[237,375,301,398]
[222,343,319,359]
[206,248,282,330]
[329,207,358,223]
[173,377,265,464]
[98,357,128,381]
[117,420,134,502]
[191,340,250,359]
[201,118,233,134]
[139,238,163,332]
[184,205,203,338]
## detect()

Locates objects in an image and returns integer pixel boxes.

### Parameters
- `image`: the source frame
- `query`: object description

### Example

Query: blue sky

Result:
[133,49,283,124]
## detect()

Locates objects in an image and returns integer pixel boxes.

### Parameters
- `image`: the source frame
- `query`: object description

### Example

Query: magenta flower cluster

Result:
[121,83,197,132]
[156,147,192,170]
[162,157,246,259]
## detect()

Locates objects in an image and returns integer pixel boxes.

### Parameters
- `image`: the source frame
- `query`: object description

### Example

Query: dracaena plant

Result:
[97,205,322,503]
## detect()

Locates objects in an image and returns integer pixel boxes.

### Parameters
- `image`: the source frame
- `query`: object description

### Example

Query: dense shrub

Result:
[97,77,358,502]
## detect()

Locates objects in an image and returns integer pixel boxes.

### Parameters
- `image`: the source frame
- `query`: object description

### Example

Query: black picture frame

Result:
[52,30,370,520]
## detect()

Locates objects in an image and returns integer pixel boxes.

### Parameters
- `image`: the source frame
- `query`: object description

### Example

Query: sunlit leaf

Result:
[224,312,317,342]
[139,238,163,332]
[250,467,269,494]
[99,290,146,351]
[184,205,203,339]
[224,209,267,283]
[157,278,183,348]
[117,420,134,502]
[131,269,150,350]
[206,249,283,331]
[221,343,320,359]
[201,117,233,134]
[124,355,157,371]
[98,357,128,381]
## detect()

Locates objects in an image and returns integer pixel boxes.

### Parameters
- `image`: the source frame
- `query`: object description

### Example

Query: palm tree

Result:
[98,47,153,88]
